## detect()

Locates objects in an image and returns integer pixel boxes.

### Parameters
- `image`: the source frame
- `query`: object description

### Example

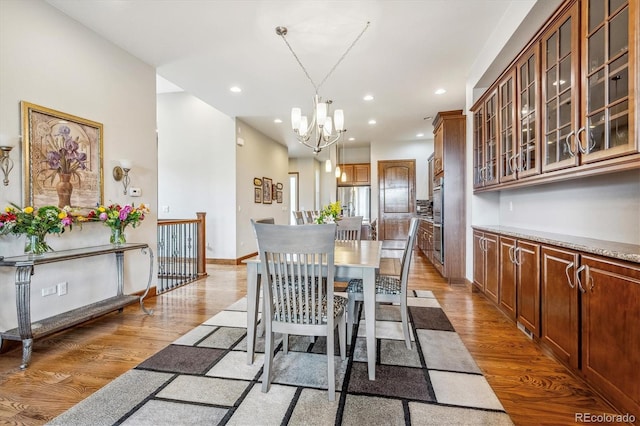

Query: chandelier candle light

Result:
[276,22,370,155]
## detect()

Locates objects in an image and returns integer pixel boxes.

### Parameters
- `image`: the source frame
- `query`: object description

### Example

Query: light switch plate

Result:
[129,187,141,197]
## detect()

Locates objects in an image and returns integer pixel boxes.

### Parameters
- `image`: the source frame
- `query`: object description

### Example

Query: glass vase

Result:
[24,234,51,257]
[110,227,126,246]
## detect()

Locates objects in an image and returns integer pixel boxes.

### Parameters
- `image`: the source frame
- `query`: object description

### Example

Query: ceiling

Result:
[45,0,552,161]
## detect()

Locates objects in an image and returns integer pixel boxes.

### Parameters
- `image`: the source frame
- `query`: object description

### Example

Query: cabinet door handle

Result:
[576,127,588,154]
[513,153,522,173]
[479,237,485,251]
[565,262,575,288]
[513,247,523,266]
[509,154,517,175]
[564,130,576,157]
[576,264,587,293]
[508,245,515,263]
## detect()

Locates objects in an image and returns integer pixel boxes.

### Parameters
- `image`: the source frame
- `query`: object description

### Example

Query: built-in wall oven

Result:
[432,179,444,264]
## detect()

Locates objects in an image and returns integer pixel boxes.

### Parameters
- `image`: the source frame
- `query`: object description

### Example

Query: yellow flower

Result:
[24,206,34,214]
[58,211,67,219]
[98,206,106,212]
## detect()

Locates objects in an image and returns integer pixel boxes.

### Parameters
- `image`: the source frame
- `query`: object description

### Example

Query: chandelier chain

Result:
[278,21,370,93]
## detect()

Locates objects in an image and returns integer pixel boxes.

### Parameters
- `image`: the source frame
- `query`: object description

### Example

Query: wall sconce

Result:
[0,145,14,186]
[112,159,132,195]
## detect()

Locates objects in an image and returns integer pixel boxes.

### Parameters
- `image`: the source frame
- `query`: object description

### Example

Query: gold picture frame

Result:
[21,101,104,211]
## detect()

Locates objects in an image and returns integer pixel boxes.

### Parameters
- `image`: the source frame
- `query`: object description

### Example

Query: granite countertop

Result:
[472,225,640,264]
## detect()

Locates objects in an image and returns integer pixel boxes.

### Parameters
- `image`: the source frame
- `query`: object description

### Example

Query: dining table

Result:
[244,239,383,380]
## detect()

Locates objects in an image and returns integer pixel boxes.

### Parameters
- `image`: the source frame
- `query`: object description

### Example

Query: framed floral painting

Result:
[254,187,262,203]
[21,101,104,211]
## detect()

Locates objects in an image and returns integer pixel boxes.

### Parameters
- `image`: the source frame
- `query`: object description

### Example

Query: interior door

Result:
[378,159,415,240]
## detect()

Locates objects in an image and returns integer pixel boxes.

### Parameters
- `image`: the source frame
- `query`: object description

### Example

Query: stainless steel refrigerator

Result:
[337,186,371,222]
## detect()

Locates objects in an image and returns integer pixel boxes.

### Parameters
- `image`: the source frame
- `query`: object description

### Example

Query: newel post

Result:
[196,212,207,277]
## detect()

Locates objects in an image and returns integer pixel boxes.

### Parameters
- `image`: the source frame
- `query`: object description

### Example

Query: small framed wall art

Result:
[262,177,272,204]
[254,187,262,203]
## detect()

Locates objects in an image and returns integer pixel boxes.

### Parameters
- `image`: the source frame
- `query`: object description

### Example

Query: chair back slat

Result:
[399,218,420,284]
[335,216,363,241]
[254,223,336,325]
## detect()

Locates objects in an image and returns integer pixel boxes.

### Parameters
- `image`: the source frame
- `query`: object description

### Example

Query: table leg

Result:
[362,267,376,380]
[139,247,155,315]
[15,264,34,370]
[246,263,259,364]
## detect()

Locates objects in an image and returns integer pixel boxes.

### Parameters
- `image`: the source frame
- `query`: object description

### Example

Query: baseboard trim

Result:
[206,252,258,266]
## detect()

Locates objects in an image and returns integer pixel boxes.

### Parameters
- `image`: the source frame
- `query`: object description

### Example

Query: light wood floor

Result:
[0,252,618,425]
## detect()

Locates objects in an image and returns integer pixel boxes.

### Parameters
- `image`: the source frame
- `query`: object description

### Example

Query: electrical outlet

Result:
[57,281,68,296]
[41,286,56,297]
[129,187,141,197]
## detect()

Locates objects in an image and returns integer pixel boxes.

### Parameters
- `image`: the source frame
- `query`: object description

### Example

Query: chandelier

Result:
[276,22,370,154]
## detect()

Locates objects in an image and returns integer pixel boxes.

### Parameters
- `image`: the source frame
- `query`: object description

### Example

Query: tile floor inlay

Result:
[49,296,511,425]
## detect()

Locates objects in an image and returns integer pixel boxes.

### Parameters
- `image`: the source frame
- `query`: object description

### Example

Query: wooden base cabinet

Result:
[498,237,517,320]
[515,241,541,337]
[541,246,580,369]
[580,255,640,419]
[473,231,499,301]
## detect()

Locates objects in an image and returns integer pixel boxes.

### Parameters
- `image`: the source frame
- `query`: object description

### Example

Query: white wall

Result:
[0,0,157,330]
[236,120,289,257]
[157,92,236,259]
[498,171,640,244]
[288,157,318,211]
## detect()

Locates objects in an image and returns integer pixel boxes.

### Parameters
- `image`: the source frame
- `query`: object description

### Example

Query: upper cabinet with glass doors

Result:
[542,1,580,172]
[581,0,636,162]
[472,0,638,192]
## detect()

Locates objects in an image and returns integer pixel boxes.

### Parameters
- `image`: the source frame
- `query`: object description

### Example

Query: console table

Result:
[0,243,154,369]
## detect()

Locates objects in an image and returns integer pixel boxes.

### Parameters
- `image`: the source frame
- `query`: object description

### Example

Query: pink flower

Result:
[61,216,73,226]
[99,212,108,221]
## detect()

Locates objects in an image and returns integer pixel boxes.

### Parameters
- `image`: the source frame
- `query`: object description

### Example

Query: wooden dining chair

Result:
[292,211,305,225]
[346,217,419,349]
[252,222,346,401]
[335,216,363,241]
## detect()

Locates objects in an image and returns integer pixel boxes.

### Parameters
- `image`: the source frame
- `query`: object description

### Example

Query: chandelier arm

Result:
[317,21,370,91]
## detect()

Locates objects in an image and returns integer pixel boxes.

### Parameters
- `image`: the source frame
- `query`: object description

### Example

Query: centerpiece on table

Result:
[0,204,74,256]
[315,201,341,224]
[85,203,149,245]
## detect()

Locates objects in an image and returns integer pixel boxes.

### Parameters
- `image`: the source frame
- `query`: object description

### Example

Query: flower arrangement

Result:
[41,124,88,185]
[0,204,73,255]
[83,203,149,244]
[315,201,342,224]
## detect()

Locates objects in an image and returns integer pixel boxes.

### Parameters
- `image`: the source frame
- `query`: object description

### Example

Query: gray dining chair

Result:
[292,211,305,225]
[336,216,363,241]
[303,210,314,224]
[346,217,419,349]
[253,222,346,401]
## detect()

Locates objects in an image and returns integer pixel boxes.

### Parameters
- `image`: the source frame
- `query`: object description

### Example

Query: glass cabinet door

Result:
[499,70,517,182]
[484,91,499,186]
[517,45,541,178]
[581,0,637,162]
[473,106,485,189]
[542,2,580,172]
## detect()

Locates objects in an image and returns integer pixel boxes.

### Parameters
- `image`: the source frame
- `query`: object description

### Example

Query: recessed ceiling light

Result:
[348,137,355,141]
[416,133,424,137]
[368,119,377,125]
[434,88,446,95]
[363,94,374,101]
[274,118,282,124]
[230,86,242,93]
